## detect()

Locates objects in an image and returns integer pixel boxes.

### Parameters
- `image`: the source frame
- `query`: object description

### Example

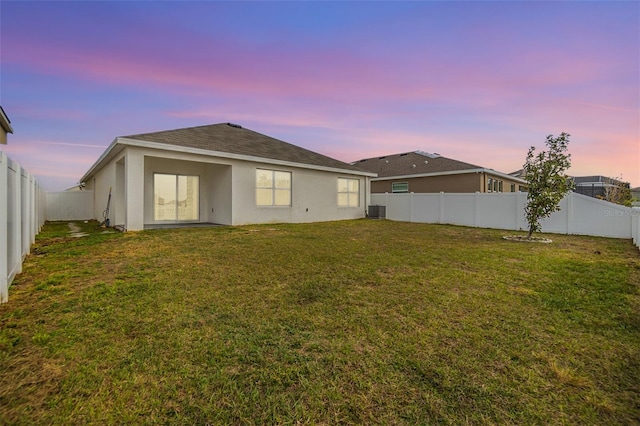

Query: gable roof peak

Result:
[119,122,366,173]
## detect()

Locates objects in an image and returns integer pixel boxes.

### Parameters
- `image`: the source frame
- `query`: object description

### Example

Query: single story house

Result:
[80,123,375,231]
[353,151,527,194]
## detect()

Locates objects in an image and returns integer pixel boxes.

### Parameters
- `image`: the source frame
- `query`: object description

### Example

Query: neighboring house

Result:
[80,123,375,231]
[570,175,629,199]
[0,106,13,145]
[353,151,527,194]
[631,187,640,207]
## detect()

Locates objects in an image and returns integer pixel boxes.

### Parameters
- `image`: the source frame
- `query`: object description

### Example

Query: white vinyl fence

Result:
[634,213,640,250]
[46,190,93,221]
[372,192,640,249]
[1,151,46,303]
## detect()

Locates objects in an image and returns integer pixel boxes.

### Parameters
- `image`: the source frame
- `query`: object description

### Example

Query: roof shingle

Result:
[124,123,364,172]
[353,151,483,177]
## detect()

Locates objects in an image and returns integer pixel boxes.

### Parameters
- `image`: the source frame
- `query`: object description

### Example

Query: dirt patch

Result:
[67,222,88,238]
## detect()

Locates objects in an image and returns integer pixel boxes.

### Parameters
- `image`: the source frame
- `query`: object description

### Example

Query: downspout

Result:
[364,177,369,218]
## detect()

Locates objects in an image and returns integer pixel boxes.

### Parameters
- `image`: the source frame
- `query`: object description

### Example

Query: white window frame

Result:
[338,177,360,207]
[256,169,292,207]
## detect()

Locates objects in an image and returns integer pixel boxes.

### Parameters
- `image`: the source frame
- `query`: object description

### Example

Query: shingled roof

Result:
[123,122,364,172]
[353,151,483,178]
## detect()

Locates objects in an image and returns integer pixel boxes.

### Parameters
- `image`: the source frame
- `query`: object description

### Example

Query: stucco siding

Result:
[89,145,368,230]
[86,158,117,223]
[230,160,366,226]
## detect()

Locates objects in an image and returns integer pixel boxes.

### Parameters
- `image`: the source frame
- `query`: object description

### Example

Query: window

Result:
[510,183,516,192]
[154,173,199,221]
[488,177,504,193]
[256,169,291,206]
[338,178,359,207]
[392,182,409,193]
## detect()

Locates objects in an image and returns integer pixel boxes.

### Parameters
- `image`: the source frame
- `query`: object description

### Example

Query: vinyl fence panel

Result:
[45,191,94,221]
[372,192,639,249]
[0,151,45,303]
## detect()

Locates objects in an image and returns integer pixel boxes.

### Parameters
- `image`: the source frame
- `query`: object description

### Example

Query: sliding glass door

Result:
[154,173,199,221]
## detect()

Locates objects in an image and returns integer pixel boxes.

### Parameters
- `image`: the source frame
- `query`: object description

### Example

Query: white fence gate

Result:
[1,151,46,303]
[371,192,640,250]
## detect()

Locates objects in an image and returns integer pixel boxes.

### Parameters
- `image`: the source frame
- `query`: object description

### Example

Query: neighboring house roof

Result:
[0,106,14,142]
[571,175,628,187]
[81,122,374,182]
[353,151,526,183]
[509,168,525,178]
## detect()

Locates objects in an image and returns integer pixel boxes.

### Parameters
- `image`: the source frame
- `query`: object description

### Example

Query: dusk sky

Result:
[1,1,638,191]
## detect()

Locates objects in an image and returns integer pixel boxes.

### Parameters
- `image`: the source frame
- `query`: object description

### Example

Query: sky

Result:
[1,1,638,191]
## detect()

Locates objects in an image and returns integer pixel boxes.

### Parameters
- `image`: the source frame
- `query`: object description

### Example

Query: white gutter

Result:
[79,138,121,183]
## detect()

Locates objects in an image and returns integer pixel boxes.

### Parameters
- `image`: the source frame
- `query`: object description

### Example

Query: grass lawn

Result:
[1,219,639,424]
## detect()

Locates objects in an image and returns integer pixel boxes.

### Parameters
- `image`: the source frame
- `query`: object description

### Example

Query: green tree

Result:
[523,132,574,238]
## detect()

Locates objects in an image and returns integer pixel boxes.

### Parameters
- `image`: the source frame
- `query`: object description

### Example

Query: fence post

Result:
[439,191,445,224]
[21,169,29,260]
[516,191,526,231]
[12,162,22,276]
[30,175,36,244]
[410,192,414,222]
[566,193,573,235]
[474,192,480,227]
[0,152,8,303]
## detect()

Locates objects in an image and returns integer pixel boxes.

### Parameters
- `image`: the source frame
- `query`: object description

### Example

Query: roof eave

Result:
[0,107,13,135]
[372,168,528,184]
[79,138,121,183]
[82,137,377,180]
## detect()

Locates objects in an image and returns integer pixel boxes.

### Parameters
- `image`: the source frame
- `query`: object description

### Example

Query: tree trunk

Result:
[527,226,534,239]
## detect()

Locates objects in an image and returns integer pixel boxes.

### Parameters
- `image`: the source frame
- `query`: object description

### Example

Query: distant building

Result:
[631,187,640,207]
[570,175,629,199]
[354,151,527,194]
[0,106,13,145]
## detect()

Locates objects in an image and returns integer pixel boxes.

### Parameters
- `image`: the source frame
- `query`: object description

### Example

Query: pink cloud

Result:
[2,141,104,189]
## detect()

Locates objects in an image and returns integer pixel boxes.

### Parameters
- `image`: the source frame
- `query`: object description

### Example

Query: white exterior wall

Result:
[87,145,369,231]
[85,157,117,224]
[372,192,639,243]
[230,160,366,226]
